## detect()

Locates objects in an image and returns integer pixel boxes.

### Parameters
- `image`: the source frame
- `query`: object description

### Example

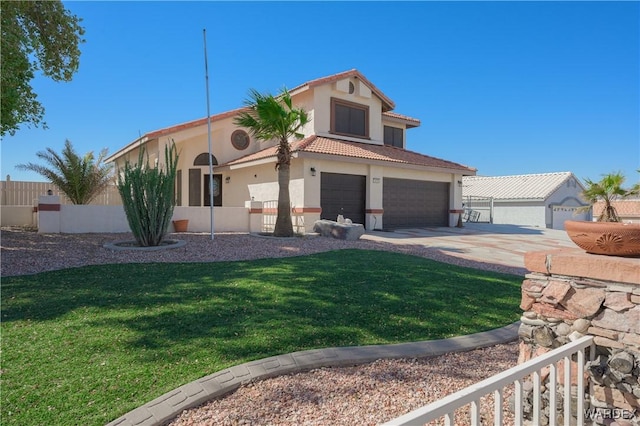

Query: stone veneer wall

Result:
[519,249,640,426]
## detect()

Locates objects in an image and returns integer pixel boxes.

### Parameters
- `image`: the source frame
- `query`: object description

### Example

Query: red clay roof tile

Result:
[289,69,396,111]
[223,136,475,173]
[593,200,640,217]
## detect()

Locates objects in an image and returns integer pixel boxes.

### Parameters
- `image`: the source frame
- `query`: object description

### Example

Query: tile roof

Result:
[462,172,582,200]
[107,70,413,163]
[382,111,421,128]
[104,108,249,163]
[593,199,640,217]
[289,69,396,111]
[223,135,476,173]
[145,107,248,139]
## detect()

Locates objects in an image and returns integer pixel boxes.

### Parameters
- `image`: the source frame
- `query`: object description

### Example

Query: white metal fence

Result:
[463,196,493,223]
[261,200,305,233]
[262,200,278,232]
[382,335,594,426]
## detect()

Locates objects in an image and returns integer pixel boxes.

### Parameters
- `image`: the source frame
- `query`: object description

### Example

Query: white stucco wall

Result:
[300,157,464,230]
[59,205,131,233]
[492,202,546,228]
[475,177,589,229]
[311,81,384,144]
[546,178,589,228]
[172,207,249,232]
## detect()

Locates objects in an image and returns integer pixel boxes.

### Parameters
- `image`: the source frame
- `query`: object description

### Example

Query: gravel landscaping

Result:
[0,228,524,277]
[1,227,521,425]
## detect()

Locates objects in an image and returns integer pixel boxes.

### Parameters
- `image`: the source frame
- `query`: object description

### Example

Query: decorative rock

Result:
[572,318,591,333]
[592,308,639,334]
[521,252,640,424]
[588,326,619,340]
[533,326,555,347]
[312,220,364,241]
[604,292,636,312]
[523,279,546,293]
[594,336,625,349]
[561,287,606,318]
[521,290,535,311]
[532,302,577,321]
[554,322,571,336]
[520,315,546,326]
[622,333,640,347]
[568,330,585,341]
[592,384,640,412]
[519,323,535,339]
[541,280,572,306]
[607,284,635,294]
[609,352,635,374]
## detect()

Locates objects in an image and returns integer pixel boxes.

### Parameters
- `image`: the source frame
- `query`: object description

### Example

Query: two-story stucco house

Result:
[106,69,477,232]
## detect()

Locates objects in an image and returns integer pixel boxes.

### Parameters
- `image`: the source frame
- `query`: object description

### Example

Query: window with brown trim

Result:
[330,97,369,138]
[384,125,403,148]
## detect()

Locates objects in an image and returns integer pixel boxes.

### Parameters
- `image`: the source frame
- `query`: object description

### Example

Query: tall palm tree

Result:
[17,139,113,204]
[581,172,639,222]
[234,88,309,237]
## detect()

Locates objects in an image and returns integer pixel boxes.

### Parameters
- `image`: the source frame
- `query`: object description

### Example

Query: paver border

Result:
[103,240,186,251]
[106,322,519,426]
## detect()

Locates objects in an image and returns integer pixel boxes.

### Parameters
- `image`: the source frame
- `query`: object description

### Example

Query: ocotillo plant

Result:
[117,143,179,246]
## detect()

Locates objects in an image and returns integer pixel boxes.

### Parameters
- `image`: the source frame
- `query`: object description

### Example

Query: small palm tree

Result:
[582,171,639,222]
[16,139,113,204]
[234,88,309,237]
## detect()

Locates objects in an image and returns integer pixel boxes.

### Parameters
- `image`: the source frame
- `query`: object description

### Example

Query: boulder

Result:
[313,219,364,241]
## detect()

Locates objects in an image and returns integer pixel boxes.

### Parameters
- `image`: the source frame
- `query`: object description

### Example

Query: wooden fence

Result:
[1,178,121,206]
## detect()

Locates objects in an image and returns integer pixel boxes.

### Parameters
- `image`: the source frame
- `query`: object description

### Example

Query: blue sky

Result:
[2,1,639,186]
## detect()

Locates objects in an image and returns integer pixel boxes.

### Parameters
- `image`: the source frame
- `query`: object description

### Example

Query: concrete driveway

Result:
[362,223,580,272]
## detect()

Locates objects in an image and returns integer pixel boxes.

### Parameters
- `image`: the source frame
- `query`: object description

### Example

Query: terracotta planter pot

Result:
[565,220,640,257]
[172,219,189,233]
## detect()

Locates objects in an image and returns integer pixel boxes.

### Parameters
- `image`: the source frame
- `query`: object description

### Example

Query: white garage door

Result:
[552,206,589,230]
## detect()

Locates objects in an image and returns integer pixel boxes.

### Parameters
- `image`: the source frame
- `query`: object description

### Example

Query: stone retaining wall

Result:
[519,249,640,425]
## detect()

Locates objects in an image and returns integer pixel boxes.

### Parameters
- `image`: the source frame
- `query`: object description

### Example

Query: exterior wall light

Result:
[225,176,231,183]
[310,167,316,176]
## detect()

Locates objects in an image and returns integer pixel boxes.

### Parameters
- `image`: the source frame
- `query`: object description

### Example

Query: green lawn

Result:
[1,249,522,426]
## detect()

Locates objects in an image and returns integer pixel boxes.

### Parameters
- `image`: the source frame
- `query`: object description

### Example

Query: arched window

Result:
[189,153,222,207]
[193,153,218,166]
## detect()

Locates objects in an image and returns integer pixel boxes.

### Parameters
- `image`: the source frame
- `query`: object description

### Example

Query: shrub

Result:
[117,143,178,246]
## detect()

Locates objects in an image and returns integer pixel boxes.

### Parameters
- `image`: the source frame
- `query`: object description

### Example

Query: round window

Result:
[231,130,250,150]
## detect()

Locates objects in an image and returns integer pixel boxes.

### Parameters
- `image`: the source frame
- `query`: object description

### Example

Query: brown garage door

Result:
[321,172,366,225]
[383,178,449,229]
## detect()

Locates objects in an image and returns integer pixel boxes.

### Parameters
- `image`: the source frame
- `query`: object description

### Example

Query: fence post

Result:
[37,195,61,233]
[245,200,263,233]
[490,197,494,224]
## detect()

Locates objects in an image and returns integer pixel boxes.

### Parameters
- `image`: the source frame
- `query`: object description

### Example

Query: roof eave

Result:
[105,135,151,164]
[296,151,476,174]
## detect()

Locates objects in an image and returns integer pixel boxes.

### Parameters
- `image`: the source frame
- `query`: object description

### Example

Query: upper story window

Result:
[331,97,369,138]
[384,126,403,148]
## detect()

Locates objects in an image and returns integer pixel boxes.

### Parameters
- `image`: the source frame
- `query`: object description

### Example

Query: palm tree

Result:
[17,139,113,204]
[581,171,639,222]
[234,88,309,237]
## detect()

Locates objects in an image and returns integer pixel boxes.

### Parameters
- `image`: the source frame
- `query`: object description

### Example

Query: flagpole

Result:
[203,28,214,240]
